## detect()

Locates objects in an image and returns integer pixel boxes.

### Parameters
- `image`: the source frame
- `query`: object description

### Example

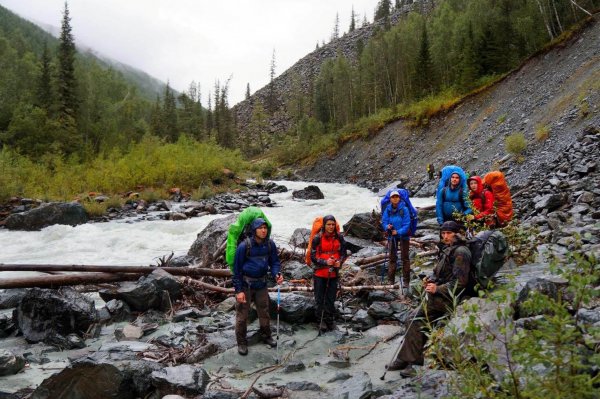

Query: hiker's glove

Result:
[276,273,283,285]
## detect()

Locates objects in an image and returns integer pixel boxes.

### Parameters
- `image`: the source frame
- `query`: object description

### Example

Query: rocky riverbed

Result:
[0,129,598,398]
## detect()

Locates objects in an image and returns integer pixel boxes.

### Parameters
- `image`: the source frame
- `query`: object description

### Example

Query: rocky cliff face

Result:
[232,1,435,138]
[298,19,600,195]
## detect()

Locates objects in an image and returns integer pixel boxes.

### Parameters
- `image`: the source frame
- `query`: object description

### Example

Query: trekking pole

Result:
[379,291,427,381]
[339,277,349,336]
[381,234,390,284]
[276,283,281,364]
[317,267,333,337]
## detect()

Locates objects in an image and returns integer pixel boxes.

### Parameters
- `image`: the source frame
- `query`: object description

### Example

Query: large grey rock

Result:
[289,227,310,248]
[0,288,27,309]
[292,185,324,200]
[99,270,180,312]
[269,293,315,323]
[151,364,209,397]
[515,277,559,318]
[534,194,568,212]
[367,301,394,319]
[31,356,161,399]
[187,214,236,264]
[0,350,25,376]
[281,260,313,281]
[4,202,88,230]
[343,212,383,241]
[344,236,376,253]
[352,309,377,331]
[14,288,98,345]
[334,371,372,399]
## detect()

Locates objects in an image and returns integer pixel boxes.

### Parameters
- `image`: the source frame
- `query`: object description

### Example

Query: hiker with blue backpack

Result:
[232,217,284,356]
[436,165,471,225]
[386,220,472,377]
[381,190,412,287]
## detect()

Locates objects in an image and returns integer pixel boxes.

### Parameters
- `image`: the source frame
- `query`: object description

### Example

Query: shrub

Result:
[535,124,550,141]
[82,200,108,217]
[505,132,527,160]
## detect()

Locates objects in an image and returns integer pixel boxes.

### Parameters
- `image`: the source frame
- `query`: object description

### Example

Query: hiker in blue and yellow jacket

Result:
[233,218,283,356]
[436,165,471,225]
[381,190,411,286]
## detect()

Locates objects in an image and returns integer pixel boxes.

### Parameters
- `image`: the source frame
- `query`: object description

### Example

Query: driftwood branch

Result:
[570,0,592,15]
[0,272,140,289]
[0,264,232,278]
[181,277,398,294]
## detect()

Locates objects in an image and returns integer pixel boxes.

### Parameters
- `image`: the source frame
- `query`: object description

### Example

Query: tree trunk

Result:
[0,272,140,289]
[0,264,232,278]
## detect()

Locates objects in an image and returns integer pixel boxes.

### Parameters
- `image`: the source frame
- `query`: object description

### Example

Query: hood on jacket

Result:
[251,218,269,235]
[321,215,339,235]
[467,176,484,195]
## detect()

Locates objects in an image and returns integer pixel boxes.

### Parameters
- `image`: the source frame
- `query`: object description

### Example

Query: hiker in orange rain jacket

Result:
[467,176,496,227]
[310,215,347,332]
[482,171,514,227]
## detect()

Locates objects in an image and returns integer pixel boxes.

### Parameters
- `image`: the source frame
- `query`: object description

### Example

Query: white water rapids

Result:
[0,181,434,273]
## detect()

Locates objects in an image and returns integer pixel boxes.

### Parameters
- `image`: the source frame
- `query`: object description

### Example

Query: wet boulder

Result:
[269,293,315,323]
[343,212,383,241]
[289,227,310,249]
[0,288,27,309]
[0,350,25,376]
[515,277,560,318]
[31,356,162,399]
[187,214,236,264]
[292,185,324,200]
[99,269,181,312]
[4,202,88,230]
[14,288,98,346]
[151,364,209,397]
[344,236,376,253]
[333,371,372,399]
[281,260,313,281]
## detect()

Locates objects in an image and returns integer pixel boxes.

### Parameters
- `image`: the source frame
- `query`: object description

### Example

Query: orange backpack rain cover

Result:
[483,171,513,226]
[305,216,341,266]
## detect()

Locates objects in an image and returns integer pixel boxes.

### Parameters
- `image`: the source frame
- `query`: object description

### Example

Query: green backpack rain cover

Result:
[225,206,272,272]
[469,230,509,290]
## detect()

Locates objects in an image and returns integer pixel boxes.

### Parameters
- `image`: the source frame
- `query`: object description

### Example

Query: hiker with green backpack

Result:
[230,213,283,356]
[386,220,472,377]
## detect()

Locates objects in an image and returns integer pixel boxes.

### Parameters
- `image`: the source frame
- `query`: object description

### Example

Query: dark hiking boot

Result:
[326,321,337,331]
[402,273,411,288]
[319,321,328,332]
[238,344,248,356]
[399,365,417,378]
[263,336,276,348]
[385,359,408,371]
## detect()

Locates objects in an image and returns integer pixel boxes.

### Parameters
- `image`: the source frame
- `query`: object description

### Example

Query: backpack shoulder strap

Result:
[244,237,252,258]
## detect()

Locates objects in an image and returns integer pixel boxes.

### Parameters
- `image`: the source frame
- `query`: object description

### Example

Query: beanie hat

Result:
[440,220,461,233]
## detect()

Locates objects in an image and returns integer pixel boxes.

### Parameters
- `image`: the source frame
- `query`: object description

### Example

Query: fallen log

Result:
[355,246,437,266]
[181,277,398,294]
[0,272,140,289]
[0,264,232,278]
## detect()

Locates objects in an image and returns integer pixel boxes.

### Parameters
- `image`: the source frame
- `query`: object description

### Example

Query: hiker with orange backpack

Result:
[467,176,496,227]
[381,190,411,287]
[309,215,347,333]
[482,171,514,227]
[232,218,283,356]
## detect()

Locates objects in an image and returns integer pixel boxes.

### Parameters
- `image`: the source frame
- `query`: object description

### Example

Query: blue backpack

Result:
[380,188,418,236]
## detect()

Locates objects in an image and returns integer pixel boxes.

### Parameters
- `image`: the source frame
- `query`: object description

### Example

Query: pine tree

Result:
[245,83,251,100]
[267,49,277,113]
[37,40,53,113]
[349,6,356,32]
[163,82,178,141]
[57,2,77,120]
[416,23,434,97]
[374,0,391,21]
[332,13,340,41]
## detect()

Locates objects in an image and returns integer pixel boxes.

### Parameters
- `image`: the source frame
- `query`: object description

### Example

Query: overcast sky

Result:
[0,0,380,105]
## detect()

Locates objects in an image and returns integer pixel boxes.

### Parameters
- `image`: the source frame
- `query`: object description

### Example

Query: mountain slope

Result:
[299,18,600,194]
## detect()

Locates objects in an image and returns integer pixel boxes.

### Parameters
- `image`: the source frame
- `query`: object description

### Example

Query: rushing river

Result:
[0,181,434,271]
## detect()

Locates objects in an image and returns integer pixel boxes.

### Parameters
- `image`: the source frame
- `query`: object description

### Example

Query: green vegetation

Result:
[428,249,599,398]
[535,124,551,142]
[0,135,245,202]
[505,132,527,160]
[256,0,595,164]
